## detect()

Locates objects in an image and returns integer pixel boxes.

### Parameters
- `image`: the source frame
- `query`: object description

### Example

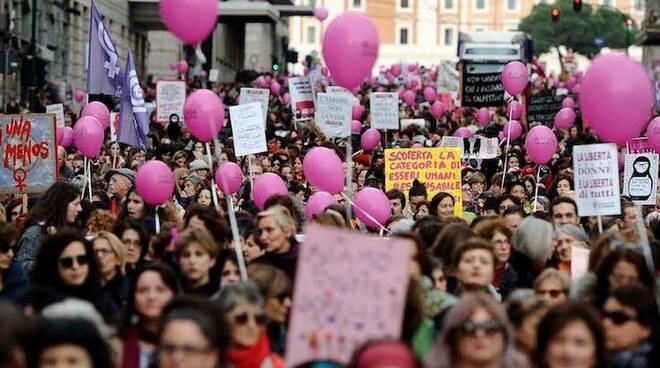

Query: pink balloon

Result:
[476,107,491,127]
[501,61,529,96]
[423,87,436,102]
[321,67,329,77]
[61,127,73,148]
[352,120,362,134]
[498,131,505,141]
[352,104,365,120]
[177,60,189,74]
[81,101,110,130]
[390,64,401,78]
[303,147,345,194]
[354,187,391,228]
[136,160,175,206]
[507,100,522,120]
[322,13,379,89]
[402,90,415,106]
[571,84,581,94]
[525,125,558,165]
[430,101,445,119]
[183,89,225,141]
[281,93,290,105]
[580,54,653,144]
[56,126,64,145]
[313,6,329,21]
[407,64,417,73]
[405,78,419,90]
[361,128,381,150]
[169,62,178,71]
[647,117,660,153]
[305,191,335,221]
[503,120,522,140]
[159,0,217,44]
[73,116,104,158]
[215,162,244,195]
[454,127,472,139]
[253,173,288,210]
[554,107,576,129]
[73,90,85,103]
[270,81,281,96]
[562,97,575,109]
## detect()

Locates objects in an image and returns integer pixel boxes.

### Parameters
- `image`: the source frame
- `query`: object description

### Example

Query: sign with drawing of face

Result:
[623,153,658,206]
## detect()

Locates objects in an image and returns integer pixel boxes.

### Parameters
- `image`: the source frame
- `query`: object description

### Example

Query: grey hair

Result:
[215,281,264,315]
[42,298,115,338]
[512,217,553,262]
[533,268,571,294]
[553,224,589,243]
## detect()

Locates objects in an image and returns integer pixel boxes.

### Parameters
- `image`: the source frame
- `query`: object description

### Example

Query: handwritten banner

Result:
[156,80,186,123]
[623,153,659,206]
[526,94,580,126]
[286,225,410,366]
[315,92,351,138]
[327,86,359,106]
[229,102,267,157]
[289,77,315,121]
[573,143,621,216]
[0,114,57,194]
[239,88,270,127]
[385,147,463,216]
[461,63,504,107]
[370,92,399,130]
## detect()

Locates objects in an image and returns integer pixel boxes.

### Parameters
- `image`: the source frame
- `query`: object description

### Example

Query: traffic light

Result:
[551,7,560,22]
[573,0,582,13]
[272,63,280,72]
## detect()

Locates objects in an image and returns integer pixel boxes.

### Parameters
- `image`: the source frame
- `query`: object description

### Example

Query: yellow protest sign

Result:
[385,147,463,216]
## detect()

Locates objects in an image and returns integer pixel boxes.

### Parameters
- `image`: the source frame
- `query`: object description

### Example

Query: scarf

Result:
[227,332,283,368]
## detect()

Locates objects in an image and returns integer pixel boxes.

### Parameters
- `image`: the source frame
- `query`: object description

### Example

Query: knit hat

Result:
[189,159,210,172]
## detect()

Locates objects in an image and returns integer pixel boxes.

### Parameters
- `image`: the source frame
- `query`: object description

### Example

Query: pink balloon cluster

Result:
[647,117,660,153]
[81,101,110,130]
[313,6,329,21]
[430,101,445,119]
[454,127,472,139]
[136,160,175,206]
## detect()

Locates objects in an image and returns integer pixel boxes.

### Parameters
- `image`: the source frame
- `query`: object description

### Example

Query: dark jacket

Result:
[254,239,300,281]
[0,261,29,305]
[16,224,44,275]
[102,274,130,310]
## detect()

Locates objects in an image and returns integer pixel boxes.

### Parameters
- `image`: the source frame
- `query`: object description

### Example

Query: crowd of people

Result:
[0,64,659,368]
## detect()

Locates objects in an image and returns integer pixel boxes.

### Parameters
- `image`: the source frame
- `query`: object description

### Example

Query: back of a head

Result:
[512,217,553,262]
[431,222,474,265]
[351,340,419,368]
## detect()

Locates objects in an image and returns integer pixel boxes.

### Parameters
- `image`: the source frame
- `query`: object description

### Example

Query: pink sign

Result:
[285,225,411,367]
[628,137,652,154]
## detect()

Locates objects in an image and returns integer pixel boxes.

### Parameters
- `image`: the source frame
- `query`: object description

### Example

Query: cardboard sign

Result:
[289,77,315,121]
[623,153,659,206]
[370,92,399,130]
[441,136,499,159]
[229,102,267,157]
[109,112,119,142]
[385,147,463,216]
[461,63,504,107]
[286,225,411,367]
[527,94,580,126]
[239,88,270,127]
[400,119,426,130]
[0,114,58,194]
[46,104,65,127]
[208,69,219,82]
[315,92,351,138]
[156,80,186,123]
[573,144,621,216]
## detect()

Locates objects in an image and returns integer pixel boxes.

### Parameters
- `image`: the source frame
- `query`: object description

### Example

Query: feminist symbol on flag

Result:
[98,21,120,79]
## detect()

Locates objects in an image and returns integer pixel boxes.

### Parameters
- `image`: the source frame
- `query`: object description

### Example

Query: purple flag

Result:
[87,0,122,96]
[118,50,149,149]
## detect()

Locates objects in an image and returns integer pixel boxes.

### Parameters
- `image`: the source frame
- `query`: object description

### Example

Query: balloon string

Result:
[533,165,541,212]
[81,157,87,199]
[155,210,161,234]
[87,159,92,202]
[501,96,515,191]
[341,193,391,234]
[205,142,220,210]
[352,149,363,157]
[345,138,353,226]
[226,195,249,281]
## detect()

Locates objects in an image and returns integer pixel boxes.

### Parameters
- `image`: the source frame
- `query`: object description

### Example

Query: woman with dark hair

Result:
[534,302,607,368]
[117,188,178,235]
[594,248,656,308]
[473,219,518,298]
[0,223,28,304]
[16,182,82,273]
[549,174,574,200]
[450,238,499,300]
[505,293,550,359]
[118,263,181,368]
[113,218,150,277]
[30,228,117,319]
[183,204,230,248]
[194,188,213,207]
[174,228,221,298]
[220,253,241,287]
[429,192,455,219]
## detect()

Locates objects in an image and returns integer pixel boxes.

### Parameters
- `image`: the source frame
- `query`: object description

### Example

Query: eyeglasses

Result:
[158,343,212,357]
[59,255,88,269]
[233,312,267,326]
[536,289,565,298]
[458,320,503,337]
[94,248,114,256]
[603,310,635,325]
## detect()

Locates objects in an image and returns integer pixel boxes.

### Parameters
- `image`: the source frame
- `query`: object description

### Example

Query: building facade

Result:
[288,0,647,69]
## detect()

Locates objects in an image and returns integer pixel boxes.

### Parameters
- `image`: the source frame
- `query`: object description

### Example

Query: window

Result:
[350,0,365,10]
[353,0,362,7]
[307,0,316,8]
[399,27,409,45]
[444,0,454,9]
[506,0,518,11]
[634,0,645,12]
[443,28,454,46]
[475,0,486,10]
[600,0,615,8]
[306,26,316,44]
[400,0,410,9]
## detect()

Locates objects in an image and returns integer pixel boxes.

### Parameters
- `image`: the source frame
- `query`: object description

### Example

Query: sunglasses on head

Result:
[233,312,267,326]
[603,310,635,325]
[59,255,88,269]
[459,320,503,337]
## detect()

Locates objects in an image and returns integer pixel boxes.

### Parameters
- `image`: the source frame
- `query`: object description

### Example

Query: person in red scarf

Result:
[217,281,285,368]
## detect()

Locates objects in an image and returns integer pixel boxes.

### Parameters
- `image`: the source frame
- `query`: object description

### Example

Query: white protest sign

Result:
[46,104,65,127]
[370,92,399,130]
[240,88,270,127]
[208,69,219,82]
[573,143,621,216]
[623,153,659,206]
[400,118,426,130]
[571,247,590,282]
[156,80,186,123]
[315,92,351,138]
[441,136,499,159]
[229,102,267,157]
[327,86,359,106]
[288,77,315,121]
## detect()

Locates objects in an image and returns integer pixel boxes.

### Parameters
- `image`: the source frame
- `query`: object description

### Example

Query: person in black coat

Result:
[0,223,28,305]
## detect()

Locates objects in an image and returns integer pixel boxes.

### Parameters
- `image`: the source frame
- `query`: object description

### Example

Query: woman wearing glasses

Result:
[93,231,129,309]
[31,228,117,319]
[217,281,285,368]
[425,293,527,368]
[473,219,518,299]
[533,268,570,306]
[113,218,150,277]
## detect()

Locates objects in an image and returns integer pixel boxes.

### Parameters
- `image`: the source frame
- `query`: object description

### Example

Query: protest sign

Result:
[385,147,462,216]
[286,225,411,366]
[571,247,590,283]
[627,137,653,154]
[461,63,505,107]
[623,153,659,206]
[400,119,426,130]
[155,80,186,123]
[109,112,119,142]
[208,69,219,82]
[527,94,580,126]
[573,144,621,216]
[229,102,267,157]
[239,88,270,127]
[369,92,399,130]
[315,92,351,138]
[441,136,499,159]
[0,114,57,194]
[437,60,459,93]
[289,77,315,121]
[327,86,359,106]
[46,104,65,127]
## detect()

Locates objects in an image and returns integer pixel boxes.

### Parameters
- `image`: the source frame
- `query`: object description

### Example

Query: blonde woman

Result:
[93,231,129,308]
[255,205,299,280]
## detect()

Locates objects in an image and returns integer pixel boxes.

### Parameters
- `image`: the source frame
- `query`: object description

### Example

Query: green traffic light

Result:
[272,64,280,72]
